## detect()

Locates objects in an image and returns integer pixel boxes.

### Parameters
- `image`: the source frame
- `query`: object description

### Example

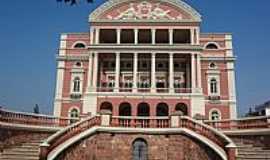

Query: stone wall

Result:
[57,133,222,160]
[0,128,53,153]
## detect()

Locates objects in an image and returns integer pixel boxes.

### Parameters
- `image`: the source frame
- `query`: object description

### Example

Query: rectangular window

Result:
[156,29,169,44]
[138,29,151,44]
[173,29,191,44]
[121,29,135,43]
[99,29,117,43]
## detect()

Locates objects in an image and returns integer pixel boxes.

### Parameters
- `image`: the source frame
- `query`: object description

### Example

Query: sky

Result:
[0,0,269,116]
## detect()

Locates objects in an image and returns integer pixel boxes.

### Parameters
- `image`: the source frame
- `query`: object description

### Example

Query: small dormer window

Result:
[73,43,86,48]
[206,43,218,50]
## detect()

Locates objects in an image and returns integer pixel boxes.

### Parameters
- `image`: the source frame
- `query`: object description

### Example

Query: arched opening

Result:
[73,43,86,48]
[100,102,113,113]
[137,103,150,117]
[206,43,218,50]
[132,138,148,160]
[156,103,169,116]
[69,108,79,124]
[119,102,132,116]
[175,103,188,116]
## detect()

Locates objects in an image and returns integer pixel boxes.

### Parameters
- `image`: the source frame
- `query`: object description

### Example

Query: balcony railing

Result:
[95,87,193,94]
[111,116,170,128]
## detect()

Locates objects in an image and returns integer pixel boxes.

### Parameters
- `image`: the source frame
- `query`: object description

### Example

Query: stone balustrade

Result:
[0,108,79,128]
[204,116,270,130]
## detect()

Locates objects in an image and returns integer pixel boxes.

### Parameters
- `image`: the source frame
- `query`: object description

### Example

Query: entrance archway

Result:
[137,103,150,116]
[132,138,148,160]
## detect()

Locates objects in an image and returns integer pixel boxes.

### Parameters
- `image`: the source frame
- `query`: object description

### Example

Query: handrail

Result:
[204,116,270,130]
[180,116,235,150]
[0,108,78,127]
[40,115,101,160]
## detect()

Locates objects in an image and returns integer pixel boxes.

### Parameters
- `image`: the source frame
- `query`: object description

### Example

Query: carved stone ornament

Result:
[107,1,183,20]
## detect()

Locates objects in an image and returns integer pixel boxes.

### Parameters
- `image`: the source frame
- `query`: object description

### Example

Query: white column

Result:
[191,53,196,92]
[133,53,138,92]
[90,27,94,45]
[151,53,156,93]
[169,29,173,45]
[196,27,200,45]
[135,28,138,45]
[115,52,120,92]
[152,29,156,45]
[196,54,202,89]
[117,28,121,44]
[169,53,174,93]
[92,52,99,90]
[186,62,191,88]
[53,61,65,117]
[95,28,100,44]
[87,52,93,91]
[190,29,194,45]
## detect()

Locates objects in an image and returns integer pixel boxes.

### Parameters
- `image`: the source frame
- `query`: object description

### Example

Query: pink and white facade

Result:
[53,0,237,120]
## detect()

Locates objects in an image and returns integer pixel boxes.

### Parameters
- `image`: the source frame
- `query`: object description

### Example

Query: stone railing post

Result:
[226,143,237,160]
[267,116,270,128]
[39,143,49,160]
[170,111,183,128]
[100,110,112,127]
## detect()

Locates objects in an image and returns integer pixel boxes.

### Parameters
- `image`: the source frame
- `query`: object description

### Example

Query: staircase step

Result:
[0,155,39,160]
[237,155,270,159]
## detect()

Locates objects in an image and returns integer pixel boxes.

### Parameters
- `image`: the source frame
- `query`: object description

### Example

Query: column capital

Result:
[151,52,156,56]
[169,52,174,57]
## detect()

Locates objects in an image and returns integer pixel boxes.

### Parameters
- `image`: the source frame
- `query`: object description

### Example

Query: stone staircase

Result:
[236,142,270,160]
[0,141,41,160]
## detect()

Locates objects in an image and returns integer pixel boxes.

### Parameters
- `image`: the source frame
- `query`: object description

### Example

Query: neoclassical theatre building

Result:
[54,0,237,121]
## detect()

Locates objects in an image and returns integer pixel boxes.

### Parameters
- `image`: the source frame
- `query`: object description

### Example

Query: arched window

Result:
[210,78,218,94]
[156,103,169,116]
[175,103,188,116]
[205,43,218,50]
[133,138,148,160]
[100,102,113,113]
[119,103,132,116]
[137,103,150,116]
[73,43,86,49]
[70,108,79,124]
[73,77,81,93]
[210,110,221,120]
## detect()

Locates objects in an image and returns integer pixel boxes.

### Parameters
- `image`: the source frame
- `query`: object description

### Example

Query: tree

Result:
[33,104,40,114]
[57,0,94,5]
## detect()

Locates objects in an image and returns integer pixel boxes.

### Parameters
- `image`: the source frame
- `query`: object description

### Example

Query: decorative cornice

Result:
[89,0,201,23]
[57,54,89,61]
[201,56,236,61]
[87,44,203,52]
